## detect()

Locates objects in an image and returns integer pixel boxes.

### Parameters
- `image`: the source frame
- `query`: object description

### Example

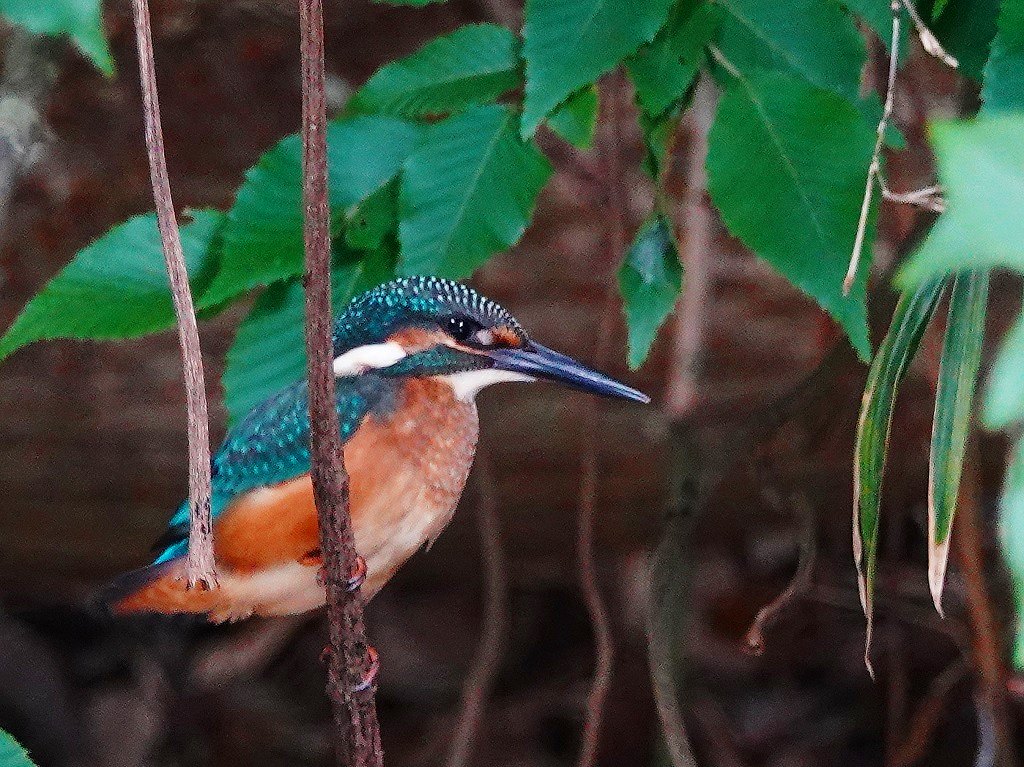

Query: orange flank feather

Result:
[114,377,480,621]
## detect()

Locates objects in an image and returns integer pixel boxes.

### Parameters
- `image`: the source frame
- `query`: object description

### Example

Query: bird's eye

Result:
[444,315,482,343]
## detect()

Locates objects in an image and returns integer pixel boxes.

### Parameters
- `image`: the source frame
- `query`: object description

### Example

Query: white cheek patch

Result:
[333,342,407,377]
[440,369,535,402]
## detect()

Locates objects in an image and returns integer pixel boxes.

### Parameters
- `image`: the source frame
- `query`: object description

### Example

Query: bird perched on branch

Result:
[109,276,648,622]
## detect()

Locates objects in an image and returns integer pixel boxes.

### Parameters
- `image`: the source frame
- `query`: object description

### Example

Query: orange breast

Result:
[212,376,479,597]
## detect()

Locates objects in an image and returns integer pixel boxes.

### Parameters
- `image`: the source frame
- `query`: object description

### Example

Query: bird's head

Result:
[331,276,649,404]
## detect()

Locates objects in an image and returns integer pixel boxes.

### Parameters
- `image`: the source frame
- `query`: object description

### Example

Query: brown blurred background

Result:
[0,2,1021,766]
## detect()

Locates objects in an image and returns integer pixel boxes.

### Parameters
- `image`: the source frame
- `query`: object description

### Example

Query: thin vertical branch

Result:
[663,76,716,421]
[130,0,216,587]
[446,449,508,767]
[844,0,901,297]
[576,71,627,767]
[298,1,382,765]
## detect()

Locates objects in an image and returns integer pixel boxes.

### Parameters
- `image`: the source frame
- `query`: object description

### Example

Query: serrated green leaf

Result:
[928,270,988,614]
[984,310,1024,429]
[399,104,552,277]
[345,182,398,251]
[0,729,36,767]
[854,276,946,673]
[626,0,722,117]
[222,246,396,424]
[348,24,520,118]
[715,0,865,102]
[842,0,910,56]
[933,0,1001,81]
[981,0,1024,113]
[1001,439,1024,669]
[0,210,223,362]
[546,86,598,149]
[899,117,1024,286]
[619,214,683,369]
[0,0,113,75]
[210,116,421,304]
[706,68,875,360]
[521,0,674,136]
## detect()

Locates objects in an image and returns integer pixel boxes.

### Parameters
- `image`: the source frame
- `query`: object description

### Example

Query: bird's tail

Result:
[101,558,221,617]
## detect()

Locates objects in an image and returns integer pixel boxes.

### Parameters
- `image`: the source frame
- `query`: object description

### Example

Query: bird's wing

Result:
[152,374,393,562]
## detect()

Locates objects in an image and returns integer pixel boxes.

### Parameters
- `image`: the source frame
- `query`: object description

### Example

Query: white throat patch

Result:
[440,369,535,402]
[333,342,407,377]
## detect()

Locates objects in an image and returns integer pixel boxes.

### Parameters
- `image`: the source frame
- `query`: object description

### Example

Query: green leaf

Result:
[928,270,988,614]
[981,0,1024,113]
[933,0,1001,81]
[933,0,952,19]
[348,24,520,117]
[854,276,947,674]
[714,0,865,102]
[842,0,910,56]
[706,68,876,360]
[222,246,396,424]
[0,210,224,362]
[899,117,1024,285]
[0,0,113,75]
[984,310,1024,429]
[399,104,552,277]
[625,0,722,117]
[521,0,675,136]
[619,214,683,369]
[639,103,684,179]
[546,85,598,149]
[0,729,36,767]
[345,181,397,251]
[210,116,421,304]
[1002,439,1024,669]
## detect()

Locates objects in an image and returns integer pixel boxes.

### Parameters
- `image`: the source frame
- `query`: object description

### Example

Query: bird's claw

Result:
[346,556,367,592]
[352,645,379,693]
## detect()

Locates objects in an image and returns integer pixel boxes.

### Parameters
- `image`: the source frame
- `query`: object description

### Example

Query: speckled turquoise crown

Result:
[332,276,526,354]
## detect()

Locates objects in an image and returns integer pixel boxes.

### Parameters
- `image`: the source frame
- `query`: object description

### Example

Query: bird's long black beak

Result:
[486,342,650,404]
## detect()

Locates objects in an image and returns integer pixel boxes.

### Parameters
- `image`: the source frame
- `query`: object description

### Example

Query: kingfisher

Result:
[109,276,649,623]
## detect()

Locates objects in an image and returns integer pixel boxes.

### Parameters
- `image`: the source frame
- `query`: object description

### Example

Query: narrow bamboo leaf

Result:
[981,0,1024,114]
[706,68,876,360]
[928,270,988,614]
[399,104,552,277]
[546,86,598,149]
[521,0,674,136]
[714,0,865,102]
[0,728,38,767]
[853,276,946,673]
[625,0,721,117]
[0,210,224,362]
[347,24,520,117]
[222,246,396,424]
[619,214,683,369]
[0,0,113,75]
[210,116,421,304]
[1002,439,1024,669]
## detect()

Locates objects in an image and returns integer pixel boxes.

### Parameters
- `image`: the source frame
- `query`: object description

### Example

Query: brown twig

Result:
[298,1,382,765]
[446,449,508,767]
[130,0,216,588]
[898,0,958,67]
[575,71,628,767]
[953,456,1016,767]
[663,76,716,421]
[890,659,970,767]
[743,493,818,655]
